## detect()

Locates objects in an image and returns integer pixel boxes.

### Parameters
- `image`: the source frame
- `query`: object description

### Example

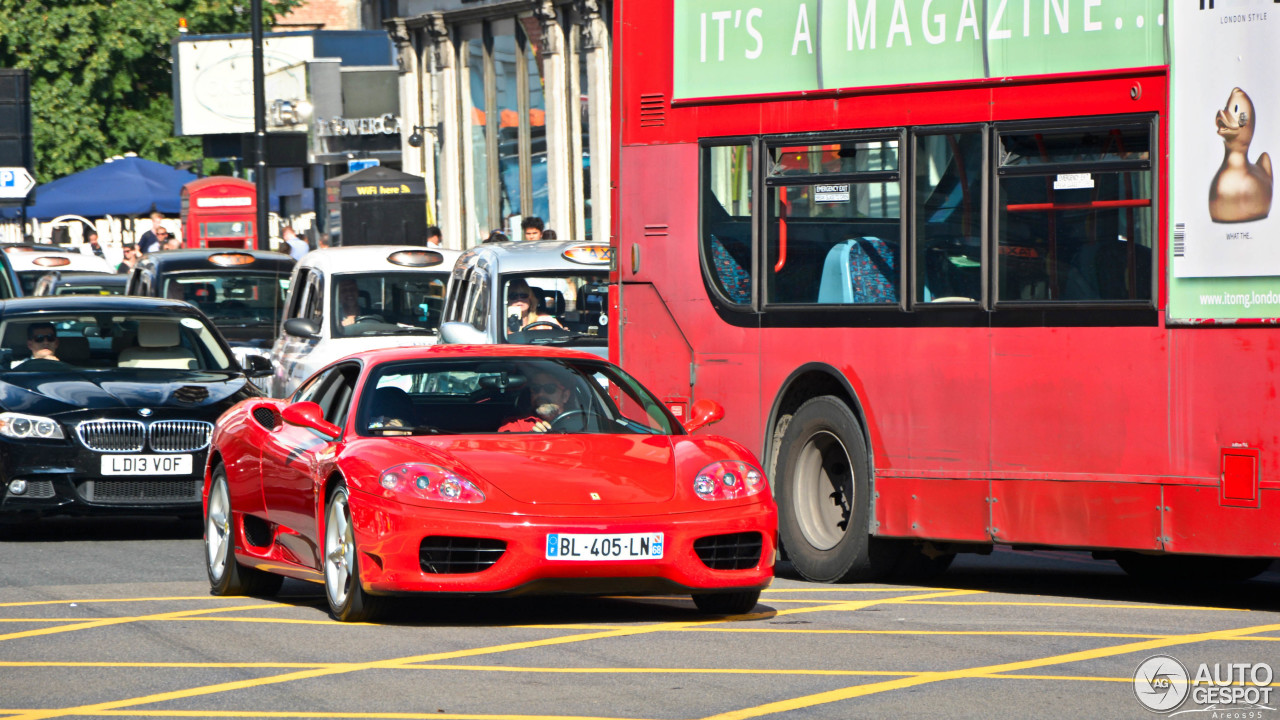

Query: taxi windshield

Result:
[163,273,289,329]
[502,272,609,346]
[332,272,449,338]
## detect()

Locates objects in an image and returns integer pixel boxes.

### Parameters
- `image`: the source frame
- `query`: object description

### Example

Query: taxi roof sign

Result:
[32,256,71,267]
[562,244,613,265]
[387,250,444,268]
[208,252,256,267]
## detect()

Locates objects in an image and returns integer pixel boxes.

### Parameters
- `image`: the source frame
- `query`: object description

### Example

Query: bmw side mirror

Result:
[683,399,725,434]
[244,354,273,378]
[281,401,341,441]
[284,318,320,338]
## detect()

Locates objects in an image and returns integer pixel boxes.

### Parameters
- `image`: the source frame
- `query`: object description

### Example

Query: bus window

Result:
[914,131,984,304]
[701,143,754,305]
[765,138,901,305]
[996,121,1154,303]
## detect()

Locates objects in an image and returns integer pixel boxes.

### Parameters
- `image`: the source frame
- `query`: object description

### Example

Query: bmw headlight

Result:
[378,463,485,504]
[693,460,766,501]
[0,412,65,440]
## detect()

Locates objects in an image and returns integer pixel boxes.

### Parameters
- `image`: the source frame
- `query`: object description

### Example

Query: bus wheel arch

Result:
[767,367,900,582]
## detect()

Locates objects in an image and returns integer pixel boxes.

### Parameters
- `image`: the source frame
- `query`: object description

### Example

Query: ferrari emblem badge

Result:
[590,492,600,500]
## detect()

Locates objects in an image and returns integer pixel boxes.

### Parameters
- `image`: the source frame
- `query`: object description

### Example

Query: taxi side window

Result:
[464,272,488,332]
[302,275,324,322]
[284,269,310,319]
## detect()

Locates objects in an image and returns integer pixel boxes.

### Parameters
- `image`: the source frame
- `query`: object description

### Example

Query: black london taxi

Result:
[126,249,294,379]
[0,295,272,521]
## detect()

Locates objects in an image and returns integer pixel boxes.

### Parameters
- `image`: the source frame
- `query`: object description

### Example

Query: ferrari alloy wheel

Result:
[324,483,383,622]
[776,396,900,583]
[205,466,283,596]
[692,589,762,615]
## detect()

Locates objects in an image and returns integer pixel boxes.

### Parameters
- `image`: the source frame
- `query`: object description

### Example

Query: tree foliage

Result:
[0,0,301,182]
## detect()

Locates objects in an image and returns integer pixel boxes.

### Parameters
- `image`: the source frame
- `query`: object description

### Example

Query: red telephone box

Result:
[181,177,257,249]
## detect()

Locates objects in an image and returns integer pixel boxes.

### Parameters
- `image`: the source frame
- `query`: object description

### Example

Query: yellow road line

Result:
[0,590,968,720]
[0,596,252,608]
[897,600,1244,611]
[2,707,660,712]
[0,603,278,643]
[697,620,1280,720]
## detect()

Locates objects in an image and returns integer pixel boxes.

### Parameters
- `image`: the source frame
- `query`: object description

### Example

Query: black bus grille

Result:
[420,536,507,574]
[693,532,763,570]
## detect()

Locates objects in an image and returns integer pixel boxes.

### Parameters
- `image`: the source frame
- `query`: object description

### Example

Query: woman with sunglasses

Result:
[505,279,562,334]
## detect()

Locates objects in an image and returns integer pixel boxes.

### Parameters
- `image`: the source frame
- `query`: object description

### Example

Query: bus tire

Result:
[775,396,900,583]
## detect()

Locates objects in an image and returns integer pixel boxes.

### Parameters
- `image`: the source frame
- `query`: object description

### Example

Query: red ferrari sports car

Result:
[202,345,776,621]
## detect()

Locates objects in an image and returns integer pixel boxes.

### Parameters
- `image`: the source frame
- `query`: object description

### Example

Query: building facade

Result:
[387,0,611,248]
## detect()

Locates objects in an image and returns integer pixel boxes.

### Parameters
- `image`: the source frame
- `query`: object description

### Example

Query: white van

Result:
[269,245,461,398]
[439,240,611,357]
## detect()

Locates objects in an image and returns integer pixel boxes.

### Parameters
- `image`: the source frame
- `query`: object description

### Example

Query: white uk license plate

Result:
[545,532,664,561]
[100,454,194,476]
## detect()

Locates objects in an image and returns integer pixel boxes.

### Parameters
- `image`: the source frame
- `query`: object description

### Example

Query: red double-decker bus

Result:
[612,0,1280,583]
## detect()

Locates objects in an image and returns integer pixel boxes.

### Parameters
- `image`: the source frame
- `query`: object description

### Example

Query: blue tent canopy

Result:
[2,156,197,221]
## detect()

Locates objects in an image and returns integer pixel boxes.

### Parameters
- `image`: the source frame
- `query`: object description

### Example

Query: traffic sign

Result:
[0,167,34,199]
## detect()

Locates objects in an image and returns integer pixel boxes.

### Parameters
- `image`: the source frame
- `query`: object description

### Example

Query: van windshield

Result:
[502,272,609,346]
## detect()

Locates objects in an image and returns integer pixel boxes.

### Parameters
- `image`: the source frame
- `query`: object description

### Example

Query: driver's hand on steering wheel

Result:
[529,419,552,433]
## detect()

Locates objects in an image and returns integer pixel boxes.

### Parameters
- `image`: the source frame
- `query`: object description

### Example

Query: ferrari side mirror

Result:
[282,401,341,441]
[682,398,724,434]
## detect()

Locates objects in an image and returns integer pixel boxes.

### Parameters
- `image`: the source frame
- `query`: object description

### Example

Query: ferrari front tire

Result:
[205,466,283,597]
[692,589,761,615]
[776,396,900,583]
[324,483,384,622]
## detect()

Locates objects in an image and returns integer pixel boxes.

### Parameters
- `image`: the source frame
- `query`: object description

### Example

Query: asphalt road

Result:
[2,516,1279,720]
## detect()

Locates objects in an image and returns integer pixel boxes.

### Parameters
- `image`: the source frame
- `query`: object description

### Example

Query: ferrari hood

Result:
[433,435,678,505]
[0,369,250,416]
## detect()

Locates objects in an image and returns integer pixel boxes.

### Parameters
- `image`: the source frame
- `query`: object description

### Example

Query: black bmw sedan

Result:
[0,296,272,520]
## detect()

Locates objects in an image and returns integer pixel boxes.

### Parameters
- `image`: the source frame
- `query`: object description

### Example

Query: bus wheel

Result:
[1116,553,1271,584]
[776,396,900,583]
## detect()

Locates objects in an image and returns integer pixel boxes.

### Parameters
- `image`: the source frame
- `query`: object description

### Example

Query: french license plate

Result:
[100,454,193,476]
[546,532,664,561]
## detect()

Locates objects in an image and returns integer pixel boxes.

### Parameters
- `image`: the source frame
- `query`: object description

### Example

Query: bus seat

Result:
[818,238,899,304]
[709,235,750,304]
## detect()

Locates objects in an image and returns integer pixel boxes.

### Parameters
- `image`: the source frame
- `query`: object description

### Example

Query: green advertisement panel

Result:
[674,0,1166,99]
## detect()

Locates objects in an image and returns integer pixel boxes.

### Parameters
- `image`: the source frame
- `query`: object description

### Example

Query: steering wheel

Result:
[354,314,385,324]
[548,409,589,432]
[520,320,561,332]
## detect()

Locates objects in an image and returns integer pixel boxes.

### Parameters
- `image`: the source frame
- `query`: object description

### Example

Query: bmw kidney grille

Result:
[77,419,213,453]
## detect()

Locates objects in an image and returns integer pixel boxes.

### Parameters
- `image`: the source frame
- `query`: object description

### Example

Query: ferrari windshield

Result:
[358,357,679,436]
[332,272,449,338]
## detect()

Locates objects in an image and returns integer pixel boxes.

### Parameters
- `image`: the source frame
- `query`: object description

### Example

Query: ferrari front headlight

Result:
[694,460,766,501]
[378,463,485,504]
[0,412,65,440]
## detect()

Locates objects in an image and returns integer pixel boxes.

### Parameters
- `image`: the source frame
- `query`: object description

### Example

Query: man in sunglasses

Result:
[499,369,577,433]
[24,322,61,364]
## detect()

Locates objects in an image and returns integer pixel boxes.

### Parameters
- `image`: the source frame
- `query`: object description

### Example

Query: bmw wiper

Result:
[529,333,596,345]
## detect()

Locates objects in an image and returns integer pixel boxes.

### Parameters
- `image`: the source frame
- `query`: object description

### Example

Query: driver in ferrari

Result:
[498,367,577,433]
